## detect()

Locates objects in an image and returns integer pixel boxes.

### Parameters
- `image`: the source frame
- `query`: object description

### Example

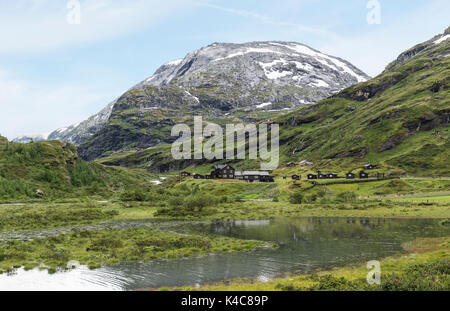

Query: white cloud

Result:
[195,1,340,40]
[0,0,189,55]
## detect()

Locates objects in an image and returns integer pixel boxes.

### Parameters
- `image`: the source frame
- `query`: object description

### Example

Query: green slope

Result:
[273,28,449,176]
[0,137,154,201]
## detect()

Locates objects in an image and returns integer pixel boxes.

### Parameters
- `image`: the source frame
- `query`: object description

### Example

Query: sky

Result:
[0,0,449,139]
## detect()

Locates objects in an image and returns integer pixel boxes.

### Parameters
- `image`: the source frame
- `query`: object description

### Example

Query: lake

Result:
[0,217,448,291]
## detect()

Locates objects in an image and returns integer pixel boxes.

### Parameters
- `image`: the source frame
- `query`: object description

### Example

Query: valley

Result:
[1,28,449,291]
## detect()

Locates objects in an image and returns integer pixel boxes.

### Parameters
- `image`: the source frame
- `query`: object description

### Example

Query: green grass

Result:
[0,226,269,274]
[0,138,156,202]
[385,194,450,204]
[0,202,119,231]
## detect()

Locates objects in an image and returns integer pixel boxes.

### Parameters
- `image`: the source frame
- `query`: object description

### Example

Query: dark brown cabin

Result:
[359,171,369,179]
[346,173,356,179]
[307,174,318,180]
[211,164,235,179]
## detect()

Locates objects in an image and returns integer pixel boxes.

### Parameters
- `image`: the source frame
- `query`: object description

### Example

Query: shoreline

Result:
[157,236,450,291]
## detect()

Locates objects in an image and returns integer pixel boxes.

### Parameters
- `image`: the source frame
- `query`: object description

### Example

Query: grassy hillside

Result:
[0,137,154,201]
[273,29,449,176]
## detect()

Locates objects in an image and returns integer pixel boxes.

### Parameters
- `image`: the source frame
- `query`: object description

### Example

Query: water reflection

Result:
[0,217,448,291]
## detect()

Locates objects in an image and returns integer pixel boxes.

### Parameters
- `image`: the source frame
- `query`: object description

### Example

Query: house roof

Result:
[235,171,270,176]
[214,164,233,170]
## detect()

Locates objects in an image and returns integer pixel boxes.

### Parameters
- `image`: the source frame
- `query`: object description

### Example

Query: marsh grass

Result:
[0,227,267,274]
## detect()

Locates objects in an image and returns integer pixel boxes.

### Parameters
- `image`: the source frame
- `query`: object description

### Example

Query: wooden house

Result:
[235,171,273,182]
[211,164,235,179]
[307,174,318,180]
[346,172,356,179]
[318,173,327,179]
[359,171,369,179]
[260,175,275,183]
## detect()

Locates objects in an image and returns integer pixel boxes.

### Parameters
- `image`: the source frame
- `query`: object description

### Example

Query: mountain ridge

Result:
[13,41,369,147]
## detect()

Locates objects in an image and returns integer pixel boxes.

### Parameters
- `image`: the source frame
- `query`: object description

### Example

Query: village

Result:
[180,163,387,183]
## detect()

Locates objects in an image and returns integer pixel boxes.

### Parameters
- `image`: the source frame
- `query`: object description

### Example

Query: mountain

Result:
[14,41,369,157]
[94,27,449,176]
[12,133,50,144]
[12,101,115,145]
[77,41,369,160]
[273,27,449,176]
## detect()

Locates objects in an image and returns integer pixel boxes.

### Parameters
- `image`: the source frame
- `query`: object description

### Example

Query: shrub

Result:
[69,160,105,187]
[184,194,218,211]
[381,260,450,291]
[305,194,318,202]
[289,192,304,204]
[120,189,147,201]
[168,196,185,207]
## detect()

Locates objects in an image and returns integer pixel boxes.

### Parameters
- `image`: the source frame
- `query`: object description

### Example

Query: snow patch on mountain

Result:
[271,42,367,82]
[212,47,286,62]
[434,34,450,45]
[256,102,272,109]
[166,59,183,66]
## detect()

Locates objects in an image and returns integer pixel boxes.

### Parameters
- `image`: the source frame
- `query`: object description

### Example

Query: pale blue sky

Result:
[0,0,449,139]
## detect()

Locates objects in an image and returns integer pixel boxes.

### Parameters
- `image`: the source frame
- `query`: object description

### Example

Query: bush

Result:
[120,189,147,202]
[305,194,318,203]
[381,260,450,291]
[168,196,184,207]
[35,167,60,184]
[289,192,304,204]
[183,194,218,211]
[69,161,105,187]
[0,177,34,199]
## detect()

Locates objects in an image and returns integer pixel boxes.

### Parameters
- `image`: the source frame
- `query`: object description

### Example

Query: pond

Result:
[0,217,448,291]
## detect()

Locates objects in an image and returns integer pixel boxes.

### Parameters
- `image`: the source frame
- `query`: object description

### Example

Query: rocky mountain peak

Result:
[140,41,369,89]
[14,40,370,146]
